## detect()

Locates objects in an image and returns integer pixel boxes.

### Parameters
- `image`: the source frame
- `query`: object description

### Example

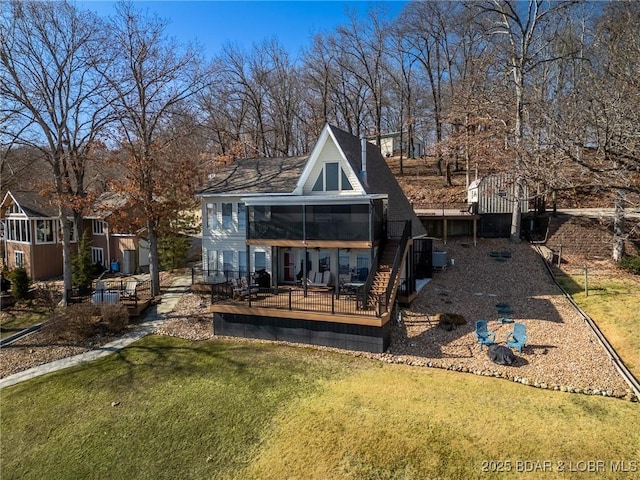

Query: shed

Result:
[467,174,528,215]
[467,174,529,238]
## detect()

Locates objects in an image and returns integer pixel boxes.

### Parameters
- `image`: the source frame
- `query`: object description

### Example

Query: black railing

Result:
[385,220,411,309]
[67,278,151,309]
[224,286,380,317]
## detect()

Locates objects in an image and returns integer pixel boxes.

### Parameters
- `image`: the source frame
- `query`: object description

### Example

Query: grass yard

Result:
[555,272,640,378]
[2,336,639,480]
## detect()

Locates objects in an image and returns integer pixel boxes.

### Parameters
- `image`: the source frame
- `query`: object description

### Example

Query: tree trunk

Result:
[510,176,525,243]
[612,189,626,262]
[147,219,161,296]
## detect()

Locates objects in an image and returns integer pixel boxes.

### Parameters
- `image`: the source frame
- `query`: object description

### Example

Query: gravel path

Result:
[1,240,635,399]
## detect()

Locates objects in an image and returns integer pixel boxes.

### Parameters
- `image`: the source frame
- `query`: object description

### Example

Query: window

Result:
[318,251,330,273]
[206,203,218,230]
[222,203,232,230]
[91,247,104,266]
[207,250,218,274]
[238,250,247,277]
[14,251,25,268]
[6,219,30,243]
[311,162,353,192]
[237,203,246,232]
[92,219,105,235]
[339,251,350,276]
[222,250,234,275]
[254,251,266,271]
[36,219,55,244]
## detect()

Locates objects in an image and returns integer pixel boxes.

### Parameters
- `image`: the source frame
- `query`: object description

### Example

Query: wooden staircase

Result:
[367,240,399,308]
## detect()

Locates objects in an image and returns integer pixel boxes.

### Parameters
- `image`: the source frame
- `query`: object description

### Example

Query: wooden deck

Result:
[210,287,391,327]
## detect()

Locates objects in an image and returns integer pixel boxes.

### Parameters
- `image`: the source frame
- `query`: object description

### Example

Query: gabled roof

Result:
[197,124,427,237]
[198,156,309,196]
[328,125,427,237]
[1,190,58,218]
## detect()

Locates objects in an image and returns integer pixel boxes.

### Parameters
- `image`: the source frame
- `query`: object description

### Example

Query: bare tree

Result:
[101,1,206,295]
[474,0,579,242]
[1,0,112,303]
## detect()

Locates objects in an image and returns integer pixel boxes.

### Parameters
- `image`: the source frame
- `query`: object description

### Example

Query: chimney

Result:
[360,134,368,185]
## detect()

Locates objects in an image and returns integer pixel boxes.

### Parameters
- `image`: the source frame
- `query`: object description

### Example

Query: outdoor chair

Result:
[505,322,528,353]
[121,280,138,300]
[304,271,330,288]
[473,320,496,348]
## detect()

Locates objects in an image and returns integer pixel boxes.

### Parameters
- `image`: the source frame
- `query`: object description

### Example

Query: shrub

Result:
[45,304,98,341]
[619,255,640,275]
[72,231,96,293]
[9,267,30,300]
[100,304,129,333]
[33,282,62,313]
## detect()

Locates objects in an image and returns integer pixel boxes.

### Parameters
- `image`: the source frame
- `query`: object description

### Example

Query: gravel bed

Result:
[1,243,635,400]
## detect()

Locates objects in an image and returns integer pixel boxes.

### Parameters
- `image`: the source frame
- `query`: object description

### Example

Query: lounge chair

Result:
[473,320,496,348]
[505,322,528,353]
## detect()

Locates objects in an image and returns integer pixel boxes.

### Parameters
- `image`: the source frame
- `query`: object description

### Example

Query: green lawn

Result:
[2,336,639,480]
[555,272,640,378]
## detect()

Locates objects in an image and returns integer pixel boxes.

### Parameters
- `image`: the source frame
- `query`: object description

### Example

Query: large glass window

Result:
[311,162,353,192]
[339,251,350,278]
[36,219,55,244]
[6,219,31,243]
[325,162,339,191]
[222,203,232,230]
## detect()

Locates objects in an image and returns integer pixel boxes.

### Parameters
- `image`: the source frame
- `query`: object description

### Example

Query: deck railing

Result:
[225,286,382,317]
[66,278,151,309]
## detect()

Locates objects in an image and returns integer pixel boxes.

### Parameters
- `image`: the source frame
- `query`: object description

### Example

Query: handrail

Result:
[385,220,411,308]
[359,248,381,311]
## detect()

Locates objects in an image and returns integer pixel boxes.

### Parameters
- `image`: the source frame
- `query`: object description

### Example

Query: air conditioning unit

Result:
[432,251,448,268]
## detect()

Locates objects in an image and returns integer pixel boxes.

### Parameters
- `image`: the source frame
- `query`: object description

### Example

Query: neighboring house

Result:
[197,124,429,353]
[0,190,148,280]
[368,131,424,158]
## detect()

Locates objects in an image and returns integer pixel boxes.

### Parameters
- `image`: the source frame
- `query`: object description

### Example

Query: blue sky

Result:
[77,1,408,60]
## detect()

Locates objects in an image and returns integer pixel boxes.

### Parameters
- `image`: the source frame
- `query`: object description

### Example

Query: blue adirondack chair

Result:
[506,323,529,353]
[473,320,496,348]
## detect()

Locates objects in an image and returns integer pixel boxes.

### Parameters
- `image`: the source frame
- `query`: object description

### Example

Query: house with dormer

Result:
[0,190,149,280]
[197,124,429,352]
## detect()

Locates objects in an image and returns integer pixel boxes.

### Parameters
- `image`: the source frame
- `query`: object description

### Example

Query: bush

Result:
[45,304,98,341]
[10,267,30,299]
[619,255,640,275]
[100,304,129,333]
[33,282,62,313]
